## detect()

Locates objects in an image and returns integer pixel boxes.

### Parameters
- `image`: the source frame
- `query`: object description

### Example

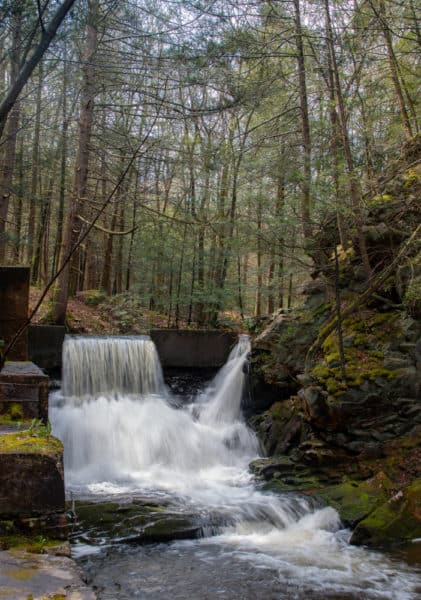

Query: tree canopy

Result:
[0,0,419,327]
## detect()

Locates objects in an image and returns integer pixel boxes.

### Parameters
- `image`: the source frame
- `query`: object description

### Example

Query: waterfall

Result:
[197,334,250,425]
[62,335,165,397]
[52,334,259,487]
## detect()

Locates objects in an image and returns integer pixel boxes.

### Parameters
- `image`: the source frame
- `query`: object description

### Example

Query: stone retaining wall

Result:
[0,362,48,421]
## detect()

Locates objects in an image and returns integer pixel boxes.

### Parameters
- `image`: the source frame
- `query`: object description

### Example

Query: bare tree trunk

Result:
[293,0,312,240]
[12,140,24,263]
[236,226,244,321]
[0,4,22,263]
[175,223,188,327]
[369,0,414,138]
[113,201,125,294]
[334,245,347,380]
[28,62,43,271]
[275,173,285,310]
[52,0,98,324]
[125,183,138,291]
[195,166,209,326]
[325,34,348,249]
[33,164,56,284]
[267,257,275,315]
[101,208,117,294]
[287,272,293,310]
[52,49,69,276]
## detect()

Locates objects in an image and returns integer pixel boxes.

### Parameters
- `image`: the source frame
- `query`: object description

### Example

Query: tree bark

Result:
[0,4,22,262]
[52,0,98,324]
[293,0,312,240]
[28,62,44,271]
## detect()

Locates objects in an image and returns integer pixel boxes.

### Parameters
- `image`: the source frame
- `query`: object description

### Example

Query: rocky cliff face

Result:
[249,137,421,546]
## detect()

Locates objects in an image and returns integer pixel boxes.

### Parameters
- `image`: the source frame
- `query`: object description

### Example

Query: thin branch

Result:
[0,0,76,140]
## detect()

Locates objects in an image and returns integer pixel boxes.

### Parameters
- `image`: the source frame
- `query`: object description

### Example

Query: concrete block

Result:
[0,362,49,421]
[0,266,30,360]
[28,325,66,370]
[150,329,237,368]
[0,434,66,538]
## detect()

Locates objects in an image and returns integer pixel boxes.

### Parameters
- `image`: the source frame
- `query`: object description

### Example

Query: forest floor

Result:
[29,287,243,334]
[29,288,186,334]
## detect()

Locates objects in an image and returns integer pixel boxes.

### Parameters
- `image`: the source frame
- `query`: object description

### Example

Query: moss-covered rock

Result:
[316,472,393,527]
[351,479,421,546]
[250,396,307,456]
[0,431,63,456]
[76,289,107,307]
[311,310,401,392]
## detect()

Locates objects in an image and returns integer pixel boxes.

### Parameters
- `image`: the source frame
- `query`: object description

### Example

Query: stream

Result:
[50,335,421,599]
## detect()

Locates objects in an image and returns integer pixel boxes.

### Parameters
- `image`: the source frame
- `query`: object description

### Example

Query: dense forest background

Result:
[0,0,419,327]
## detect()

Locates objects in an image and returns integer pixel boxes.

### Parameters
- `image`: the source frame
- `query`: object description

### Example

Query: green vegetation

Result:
[368,193,395,207]
[312,311,399,393]
[76,289,107,307]
[0,1,418,330]
[317,473,393,525]
[0,430,63,455]
[0,532,64,553]
[351,479,421,545]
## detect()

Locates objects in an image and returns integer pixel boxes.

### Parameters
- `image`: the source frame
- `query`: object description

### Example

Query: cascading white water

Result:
[50,334,421,600]
[52,333,260,489]
[62,335,165,397]
[196,334,251,425]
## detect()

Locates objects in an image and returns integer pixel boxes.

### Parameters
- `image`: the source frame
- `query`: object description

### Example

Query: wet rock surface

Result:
[351,478,421,546]
[0,549,96,599]
[70,498,224,548]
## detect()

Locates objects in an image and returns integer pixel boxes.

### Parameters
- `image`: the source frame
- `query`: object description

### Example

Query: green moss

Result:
[403,276,421,317]
[8,403,24,420]
[318,473,393,525]
[351,479,421,546]
[368,193,394,207]
[0,431,63,455]
[313,303,332,318]
[0,533,63,553]
[312,310,400,392]
[0,415,31,427]
[278,322,300,346]
[403,167,420,188]
[269,402,282,419]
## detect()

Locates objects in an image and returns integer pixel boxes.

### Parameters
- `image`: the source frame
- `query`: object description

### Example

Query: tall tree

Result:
[52,0,98,324]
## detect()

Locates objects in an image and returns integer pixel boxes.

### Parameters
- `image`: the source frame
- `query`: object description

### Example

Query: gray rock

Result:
[0,550,96,599]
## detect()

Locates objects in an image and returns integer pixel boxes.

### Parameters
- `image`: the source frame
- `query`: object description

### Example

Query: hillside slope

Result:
[250,137,421,547]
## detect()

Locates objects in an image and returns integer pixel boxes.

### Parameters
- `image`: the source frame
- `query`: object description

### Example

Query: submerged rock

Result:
[0,549,96,599]
[71,500,210,547]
